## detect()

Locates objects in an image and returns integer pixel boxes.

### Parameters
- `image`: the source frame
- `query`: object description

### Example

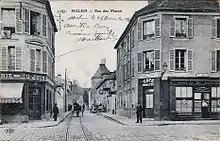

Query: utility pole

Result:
[64,68,67,112]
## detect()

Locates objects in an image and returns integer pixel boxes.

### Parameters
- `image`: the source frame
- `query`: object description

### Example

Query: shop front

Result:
[169,78,220,120]
[0,72,54,123]
[138,78,156,118]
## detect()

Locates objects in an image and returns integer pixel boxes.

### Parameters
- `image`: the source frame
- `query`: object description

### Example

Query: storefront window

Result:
[176,87,192,98]
[176,99,192,113]
[211,87,220,112]
[211,87,220,98]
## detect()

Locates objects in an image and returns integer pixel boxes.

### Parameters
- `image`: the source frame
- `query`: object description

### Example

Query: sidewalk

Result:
[100,112,220,126]
[0,111,71,129]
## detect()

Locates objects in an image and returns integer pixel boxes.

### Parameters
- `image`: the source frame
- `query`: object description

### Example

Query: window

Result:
[143,19,155,39]
[169,49,193,71]
[175,49,186,71]
[137,52,142,72]
[144,50,154,71]
[175,18,187,38]
[170,17,193,38]
[212,87,220,98]
[2,8,15,33]
[175,87,192,114]
[30,11,41,36]
[143,50,160,72]
[8,46,15,70]
[176,100,192,113]
[36,49,41,71]
[146,94,153,108]
[176,87,192,98]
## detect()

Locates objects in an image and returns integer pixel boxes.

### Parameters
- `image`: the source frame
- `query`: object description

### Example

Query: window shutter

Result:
[0,47,1,70]
[15,8,22,33]
[1,46,8,71]
[30,49,35,71]
[43,50,47,73]
[23,8,30,34]
[211,18,217,39]
[169,17,175,37]
[15,46,22,70]
[154,49,160,71]
[169,49,175,71]
[187,18,193,38]
[187,49,193,71]
[155,18,161,37]
[137,21,142,41]
[42,14,47,37]
[211,50,217,72]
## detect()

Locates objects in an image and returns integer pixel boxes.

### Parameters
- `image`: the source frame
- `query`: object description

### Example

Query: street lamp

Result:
[161,62,168,77]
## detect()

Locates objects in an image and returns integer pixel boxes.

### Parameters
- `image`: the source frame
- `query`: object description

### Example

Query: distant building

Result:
[95,71,117,114]
[114,0,220,120]
[55,74,73,113]
[0,0,57,123]
[90,59,111,106]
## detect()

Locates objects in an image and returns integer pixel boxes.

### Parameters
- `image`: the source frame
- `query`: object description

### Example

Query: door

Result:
[194,92,210,118]
[29,88,41,119]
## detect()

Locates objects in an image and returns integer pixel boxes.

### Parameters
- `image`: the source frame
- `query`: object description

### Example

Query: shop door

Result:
[194,92,210,118]
[29,88,41,119]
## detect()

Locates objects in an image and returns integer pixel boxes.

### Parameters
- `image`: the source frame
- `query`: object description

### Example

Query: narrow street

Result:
[0,111,219,141]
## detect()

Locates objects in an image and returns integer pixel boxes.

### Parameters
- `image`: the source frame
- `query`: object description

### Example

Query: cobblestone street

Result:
[0,112,219,141]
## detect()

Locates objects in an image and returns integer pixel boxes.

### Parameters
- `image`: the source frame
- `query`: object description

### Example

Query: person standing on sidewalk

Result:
[82,103,85,117]
[52,104,59,121]
[136,103,144,123]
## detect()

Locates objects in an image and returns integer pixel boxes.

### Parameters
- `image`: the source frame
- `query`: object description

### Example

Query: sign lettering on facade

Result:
[0,72,46,81]
[142,78,154,87]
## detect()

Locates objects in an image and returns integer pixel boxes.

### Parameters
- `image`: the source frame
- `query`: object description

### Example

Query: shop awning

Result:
[0,83,24,103]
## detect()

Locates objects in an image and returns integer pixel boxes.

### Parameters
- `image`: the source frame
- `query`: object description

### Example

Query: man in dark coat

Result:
[136,103,144,123]
[52,104,59,121]
[82,104,85,117]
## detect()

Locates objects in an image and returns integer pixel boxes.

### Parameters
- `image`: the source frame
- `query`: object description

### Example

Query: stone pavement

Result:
[100,112,220,126]
[0,111,71,129]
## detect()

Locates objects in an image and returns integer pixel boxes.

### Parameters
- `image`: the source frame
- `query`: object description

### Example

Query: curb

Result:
[100,114,220,127]
[33,112,72,128]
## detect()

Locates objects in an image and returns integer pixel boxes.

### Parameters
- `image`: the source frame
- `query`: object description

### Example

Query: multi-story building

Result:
[0,0,57,123]
[95,71,117,114]
[114,0,220,120]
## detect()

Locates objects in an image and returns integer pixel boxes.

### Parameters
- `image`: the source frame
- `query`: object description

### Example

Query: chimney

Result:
[100,58,106,65]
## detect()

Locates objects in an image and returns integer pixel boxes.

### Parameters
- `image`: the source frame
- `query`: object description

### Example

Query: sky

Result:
[50,1,148,87]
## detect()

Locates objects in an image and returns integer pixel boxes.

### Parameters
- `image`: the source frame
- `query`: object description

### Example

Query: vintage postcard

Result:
[0,0,220,140]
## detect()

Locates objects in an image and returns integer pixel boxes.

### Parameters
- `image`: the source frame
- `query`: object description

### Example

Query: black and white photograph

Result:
[0,0,220,140]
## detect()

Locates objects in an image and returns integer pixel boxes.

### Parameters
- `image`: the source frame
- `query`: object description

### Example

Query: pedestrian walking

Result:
[136,103,144,123]
[52,104,59,121]
[82,103,85,116]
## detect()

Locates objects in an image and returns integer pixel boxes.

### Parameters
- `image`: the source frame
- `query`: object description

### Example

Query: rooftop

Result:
[113,0,220,49]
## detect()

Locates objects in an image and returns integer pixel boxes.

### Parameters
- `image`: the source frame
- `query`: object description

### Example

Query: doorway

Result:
[194,92,210,118]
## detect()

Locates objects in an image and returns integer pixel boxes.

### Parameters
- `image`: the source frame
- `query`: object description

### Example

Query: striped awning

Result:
[0,83,24,103]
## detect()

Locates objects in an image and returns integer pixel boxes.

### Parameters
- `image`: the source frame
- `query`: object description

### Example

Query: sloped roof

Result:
[113,0,220,49]
[95,72,116,90]
[91,64,111,80]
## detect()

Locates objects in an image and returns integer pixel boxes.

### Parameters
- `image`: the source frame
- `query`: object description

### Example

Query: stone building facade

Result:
[0,0,57,123]
[114,0,220,120]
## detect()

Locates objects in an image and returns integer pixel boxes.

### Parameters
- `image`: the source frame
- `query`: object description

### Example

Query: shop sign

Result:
[142,78,154,87]
[0,72,46,81]
[170,80,220,86]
